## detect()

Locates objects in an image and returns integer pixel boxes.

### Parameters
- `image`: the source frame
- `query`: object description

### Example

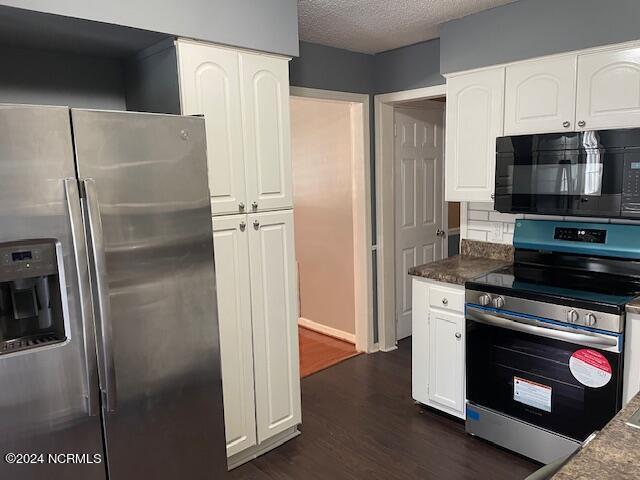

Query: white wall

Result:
[291,96,357,336]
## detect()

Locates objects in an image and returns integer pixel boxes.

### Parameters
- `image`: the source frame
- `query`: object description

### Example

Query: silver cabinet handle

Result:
[466,306,617,349]
[83,178,117,413]
[252,201,258,211]
[562,121,570,128]
[253,219,260,229]
[238,202,245,212]
[65,178,100,417]
[442,298,449,305]
[239,221,246,231]
[455,332,462,339]
[578,120,586,127]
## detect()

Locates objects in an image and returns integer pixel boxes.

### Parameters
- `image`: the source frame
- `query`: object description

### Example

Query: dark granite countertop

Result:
[408,240,513,286]
[552,393,640,479]
[627,297,640,315]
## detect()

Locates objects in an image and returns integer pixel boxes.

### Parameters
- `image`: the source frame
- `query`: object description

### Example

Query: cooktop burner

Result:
[466,264,639,314]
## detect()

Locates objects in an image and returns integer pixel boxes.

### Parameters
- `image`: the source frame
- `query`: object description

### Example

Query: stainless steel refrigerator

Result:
[0,105,227,479]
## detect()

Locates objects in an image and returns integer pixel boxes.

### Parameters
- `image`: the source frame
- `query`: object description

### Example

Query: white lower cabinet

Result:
[212,210,301,463]
[412,277,466,419]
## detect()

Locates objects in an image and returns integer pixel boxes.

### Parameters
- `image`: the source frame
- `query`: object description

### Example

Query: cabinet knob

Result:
[562,121,570,128]
[455,332,462,339]
[252,201,258,211]
[239,221,246,231]
[578,120,586,128]
[490,193,495,200]
[238,202,245,212]
[442,298,448,306]
[253,219,260,229]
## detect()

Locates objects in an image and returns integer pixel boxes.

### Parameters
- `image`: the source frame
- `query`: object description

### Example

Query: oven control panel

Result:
[554,227,607,243]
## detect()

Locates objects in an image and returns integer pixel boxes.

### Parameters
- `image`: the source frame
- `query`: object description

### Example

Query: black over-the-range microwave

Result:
[494,129,640,218]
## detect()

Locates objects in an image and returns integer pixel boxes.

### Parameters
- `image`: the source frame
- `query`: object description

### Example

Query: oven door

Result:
[466,305,623,441]
[494,139,624,217]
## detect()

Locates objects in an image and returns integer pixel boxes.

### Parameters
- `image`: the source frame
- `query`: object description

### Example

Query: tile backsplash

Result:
[460,202,640,245]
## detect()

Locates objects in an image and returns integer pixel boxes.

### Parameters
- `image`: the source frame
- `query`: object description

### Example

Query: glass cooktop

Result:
[466,264,640,314]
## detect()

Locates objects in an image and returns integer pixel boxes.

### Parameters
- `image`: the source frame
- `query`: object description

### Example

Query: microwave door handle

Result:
[64,178,100,417]
[83,178,117,413]
[466,307,618,350]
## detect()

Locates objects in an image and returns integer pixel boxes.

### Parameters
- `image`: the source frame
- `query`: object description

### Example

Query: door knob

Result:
[562,121,570,128]
[253,220,260,229]
[436,229,446,237]
[578,120,586,128]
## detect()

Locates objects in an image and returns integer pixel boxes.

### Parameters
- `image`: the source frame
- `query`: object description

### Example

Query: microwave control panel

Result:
[622,156,640,217]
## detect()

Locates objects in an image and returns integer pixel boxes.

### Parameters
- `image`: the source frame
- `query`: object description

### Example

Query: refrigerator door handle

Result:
[83,178,117,413]
[64,178,100,417]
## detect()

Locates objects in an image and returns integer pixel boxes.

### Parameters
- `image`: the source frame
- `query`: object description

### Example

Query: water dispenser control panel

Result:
[0,240,58,282]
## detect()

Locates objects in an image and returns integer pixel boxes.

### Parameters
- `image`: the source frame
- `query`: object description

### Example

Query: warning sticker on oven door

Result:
[569,349,612,388]
[513,377,552,412]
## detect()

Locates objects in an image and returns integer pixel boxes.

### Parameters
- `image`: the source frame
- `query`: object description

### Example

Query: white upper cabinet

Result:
[445,67,505,202]
[248,210,301,442]
[240,53,293,212]
[177,41,247,216]
[212,214,257,457]
[504,55,577,134]
[576,45,640,130]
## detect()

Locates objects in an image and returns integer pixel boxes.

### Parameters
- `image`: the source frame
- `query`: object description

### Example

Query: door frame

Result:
[289,86,374,353]
[374,84,447,351]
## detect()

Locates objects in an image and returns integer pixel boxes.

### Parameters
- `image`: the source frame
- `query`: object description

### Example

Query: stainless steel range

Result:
[464,219,640,464]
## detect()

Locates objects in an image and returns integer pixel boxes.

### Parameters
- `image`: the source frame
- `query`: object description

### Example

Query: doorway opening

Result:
[374,84,453,349]
[289,87,373,378]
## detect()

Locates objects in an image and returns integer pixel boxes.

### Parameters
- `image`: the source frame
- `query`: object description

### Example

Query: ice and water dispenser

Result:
[0,240,67,354]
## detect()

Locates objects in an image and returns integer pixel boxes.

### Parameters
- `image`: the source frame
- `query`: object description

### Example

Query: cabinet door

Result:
[411,279,430,405]
[445,67,505,202]
[576,46,640,130]
[248,210,301,442]
[428,309,465,415]
[212,214,257,457]
[240,53,293,212]
[504,55,577,134]
[178,41,247,216]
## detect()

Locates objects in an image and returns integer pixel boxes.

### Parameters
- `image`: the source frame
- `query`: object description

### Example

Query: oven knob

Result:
[478,294,491,306]
[584,313,597,327]
[567,309,579,323]
[492,296,505,309]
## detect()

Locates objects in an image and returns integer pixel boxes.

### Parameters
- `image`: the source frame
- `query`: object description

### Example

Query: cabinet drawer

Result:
[429,285,464,313]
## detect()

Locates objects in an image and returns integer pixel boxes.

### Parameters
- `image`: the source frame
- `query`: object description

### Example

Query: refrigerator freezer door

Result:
[0,105,105,479]
[71,110,227,479]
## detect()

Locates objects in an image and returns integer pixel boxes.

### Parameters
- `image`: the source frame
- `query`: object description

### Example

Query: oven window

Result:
[466,319,622,441]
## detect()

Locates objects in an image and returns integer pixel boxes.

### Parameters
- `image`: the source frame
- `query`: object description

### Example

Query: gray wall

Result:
[0,0,299,57]
[0,45,126,109]
[374,39,444,94]
[290,41,374,94]
[440,0,640,74]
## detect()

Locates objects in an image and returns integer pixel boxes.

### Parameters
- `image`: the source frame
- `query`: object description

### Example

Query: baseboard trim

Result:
[227,426,301,470]
[298,317,356,344]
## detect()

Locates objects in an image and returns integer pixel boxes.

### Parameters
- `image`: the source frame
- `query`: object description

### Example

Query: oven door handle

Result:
[466,306,619,350]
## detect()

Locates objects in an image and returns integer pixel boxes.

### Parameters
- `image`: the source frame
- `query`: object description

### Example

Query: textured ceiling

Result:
[298,0,518,54]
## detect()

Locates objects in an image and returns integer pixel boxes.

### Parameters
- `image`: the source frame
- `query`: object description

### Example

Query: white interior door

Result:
[177,41,247,216]
[394,104,444,341]
[211,214,257,457]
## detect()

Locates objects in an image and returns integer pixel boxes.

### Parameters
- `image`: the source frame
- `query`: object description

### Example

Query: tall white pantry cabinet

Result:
[176,39,301,466]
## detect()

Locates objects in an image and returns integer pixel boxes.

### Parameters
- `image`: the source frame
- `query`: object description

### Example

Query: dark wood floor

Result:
[299,327,360,378]
[229,338,538,480]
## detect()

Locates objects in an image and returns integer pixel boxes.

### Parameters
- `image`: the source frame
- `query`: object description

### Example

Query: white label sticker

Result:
[514,377,552,412]
[569,349,612,388]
